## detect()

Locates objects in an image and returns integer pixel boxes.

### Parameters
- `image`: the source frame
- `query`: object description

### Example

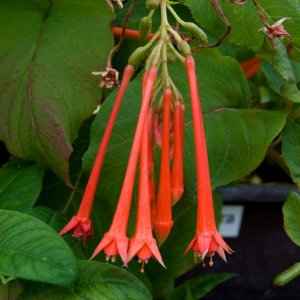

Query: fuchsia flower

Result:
[171,101,185,204]
[260,17,290,45]
[92,67,120,89]
[184,55,233,266]
[59,65,134,242]
[153,89,174,245]
[147,108,157,224]
[127,100,165,272]
[91,67,158,265]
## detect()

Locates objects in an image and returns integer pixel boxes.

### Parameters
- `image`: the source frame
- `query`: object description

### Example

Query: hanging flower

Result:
[91,67,158,265]
[59,65,134,243]
[184,55,233,266]
[153,89,174,245]
[127,104,165,272]
[171,100,185,204]
[92,67,120,89]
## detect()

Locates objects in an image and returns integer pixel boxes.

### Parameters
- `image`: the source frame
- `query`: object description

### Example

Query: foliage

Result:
[0,0,300,298]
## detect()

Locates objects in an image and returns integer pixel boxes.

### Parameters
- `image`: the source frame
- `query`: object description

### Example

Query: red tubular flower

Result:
[112,26,155,40]
[148,108,157,224]
[184,55,233,266]
[241,57,261,79]
[127,106,165,272]
[59,65,134,242]
[180,103,186,154]
[91,67,158,265]
[153,89,173,245]
[171,101,184,204]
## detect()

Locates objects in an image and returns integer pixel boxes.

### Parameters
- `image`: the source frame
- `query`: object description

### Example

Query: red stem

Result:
[112,26,155,40]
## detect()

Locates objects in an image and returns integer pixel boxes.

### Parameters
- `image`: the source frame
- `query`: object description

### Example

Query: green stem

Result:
[62,170,83,214]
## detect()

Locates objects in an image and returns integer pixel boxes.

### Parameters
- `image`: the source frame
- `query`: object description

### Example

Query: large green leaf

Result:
[75,261,151,300]
[0,209,78,287]
[183,0,300,53]
[260,39,300,102]
[183,0,262,50]
[166,273,235,300]
[282,119,300,184]
[0,0,113,183]
[283,192,300,247]
[22,261,152,300]
[0,158,44,212]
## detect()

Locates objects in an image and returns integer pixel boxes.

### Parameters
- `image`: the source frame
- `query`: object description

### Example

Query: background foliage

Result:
[0,0,300,299]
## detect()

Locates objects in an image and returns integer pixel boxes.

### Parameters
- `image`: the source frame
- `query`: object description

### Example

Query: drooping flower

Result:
[127,104,165,272]
[147,108,157,224]
[241,57,261,79]
[171,100,185,204]
[59,65,134,242]
[92,67,120,89]
[153,89,174,245]
[184,55,233,266]
[91,67,158,265]
[259,17,290,45]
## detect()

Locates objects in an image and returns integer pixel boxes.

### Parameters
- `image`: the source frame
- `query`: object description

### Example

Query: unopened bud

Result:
[139,16,152,38]
[146,0,160,10]
[128,46,148,68]
[182,22,208,43]
[178,40,191,56]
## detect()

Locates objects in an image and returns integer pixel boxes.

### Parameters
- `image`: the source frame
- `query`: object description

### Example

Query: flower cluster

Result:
[60,0,232,271]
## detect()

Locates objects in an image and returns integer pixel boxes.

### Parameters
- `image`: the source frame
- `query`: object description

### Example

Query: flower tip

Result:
[153,220,173,245]
[171,188,184,205]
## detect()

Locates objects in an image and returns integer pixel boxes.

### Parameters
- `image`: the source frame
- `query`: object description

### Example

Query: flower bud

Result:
[128,46,148,68]
[178,40,191,56]
[139,16,152,38]
[182,22,208,43]
[146,0,160,9]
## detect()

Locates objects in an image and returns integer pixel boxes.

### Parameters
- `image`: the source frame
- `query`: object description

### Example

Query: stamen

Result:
[140,261,145,273]
[209,255,214,267]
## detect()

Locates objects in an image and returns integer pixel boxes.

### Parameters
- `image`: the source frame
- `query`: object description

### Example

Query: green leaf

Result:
[22,261,152,300]
[183,0,263,50]
[183,0,300,54]
[167,273,235,300]
[283,192,300,247]
[282,119,300,184]
[260,39,300,103]
[0,158,44,212]
[28,206,87,260]
[0,280,23,300]
[0,0,113,183]
[75,261,151,300]
[273,262,300,286]
[22,282,78,300]
[0,209,78,287]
